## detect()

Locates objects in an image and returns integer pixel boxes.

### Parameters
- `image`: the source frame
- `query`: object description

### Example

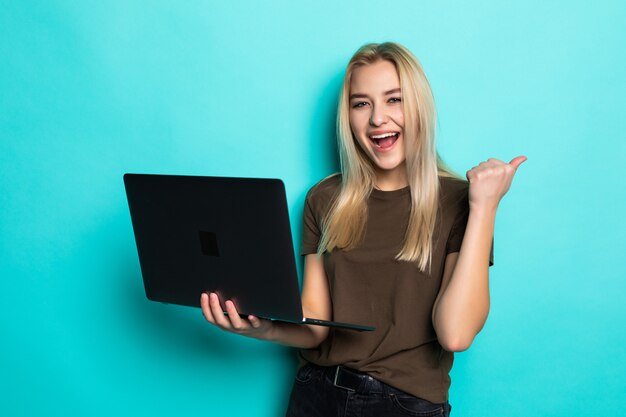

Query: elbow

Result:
[306,325,330,349]
[437,330,478,352]
[315,328,330,346]
[439,336,473,352]
[434,309,489,352]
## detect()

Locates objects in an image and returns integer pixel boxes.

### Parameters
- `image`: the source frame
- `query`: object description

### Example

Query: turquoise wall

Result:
[1,1,624,416]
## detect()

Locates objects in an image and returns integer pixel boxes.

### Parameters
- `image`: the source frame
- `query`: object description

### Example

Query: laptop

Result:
[123,173,375,332]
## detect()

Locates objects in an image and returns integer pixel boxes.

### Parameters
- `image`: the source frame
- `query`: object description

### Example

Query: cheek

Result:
[349,123,371,152]
[349,111,363,126]
[392,108,405,127]
[352,131,370,150]
[349,112,369,135]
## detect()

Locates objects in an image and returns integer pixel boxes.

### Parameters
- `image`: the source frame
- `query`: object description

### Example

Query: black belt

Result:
[324,365,386,394]
[311,364,448,411]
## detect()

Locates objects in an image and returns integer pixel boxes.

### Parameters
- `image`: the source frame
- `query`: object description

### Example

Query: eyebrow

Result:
[349,88,401,100]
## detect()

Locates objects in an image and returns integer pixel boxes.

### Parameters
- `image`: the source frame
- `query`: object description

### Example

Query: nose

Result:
[369,104,388,126]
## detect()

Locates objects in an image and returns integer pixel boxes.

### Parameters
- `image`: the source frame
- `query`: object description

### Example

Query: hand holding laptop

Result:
[200,292,275,341]
[200,290,336,349]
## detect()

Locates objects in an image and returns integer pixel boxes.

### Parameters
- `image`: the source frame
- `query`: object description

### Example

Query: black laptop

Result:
[123,173,374,332]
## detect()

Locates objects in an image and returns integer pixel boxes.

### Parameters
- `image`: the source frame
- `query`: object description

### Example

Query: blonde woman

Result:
[200,42,526,416]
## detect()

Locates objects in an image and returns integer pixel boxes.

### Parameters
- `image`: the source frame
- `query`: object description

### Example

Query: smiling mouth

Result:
[369,132,399,149]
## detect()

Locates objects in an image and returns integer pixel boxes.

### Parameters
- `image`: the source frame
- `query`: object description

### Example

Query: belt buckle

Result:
[333,366,356,392]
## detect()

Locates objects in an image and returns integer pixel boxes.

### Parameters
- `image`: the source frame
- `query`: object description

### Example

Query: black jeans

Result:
[285,363,452,417]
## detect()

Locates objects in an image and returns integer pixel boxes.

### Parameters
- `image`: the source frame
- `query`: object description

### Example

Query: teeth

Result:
[370,132,397,139]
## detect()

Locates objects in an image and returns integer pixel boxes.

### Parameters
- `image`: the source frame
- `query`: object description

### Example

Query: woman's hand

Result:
[198,255,332,349]
[200,292,275,341]
[466,156,527,211]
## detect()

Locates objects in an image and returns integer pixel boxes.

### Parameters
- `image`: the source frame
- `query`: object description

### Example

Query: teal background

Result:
[1,1,624,416]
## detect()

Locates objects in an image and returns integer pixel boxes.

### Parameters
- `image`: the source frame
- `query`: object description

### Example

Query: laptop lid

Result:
[123,173,374,332]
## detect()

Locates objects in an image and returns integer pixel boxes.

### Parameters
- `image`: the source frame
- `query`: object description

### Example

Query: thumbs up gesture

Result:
[466,156,527,210]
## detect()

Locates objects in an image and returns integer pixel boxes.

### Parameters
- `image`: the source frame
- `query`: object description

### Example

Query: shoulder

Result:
[438,175,469,209]
[303,173,341,221]
[305,173,342,204]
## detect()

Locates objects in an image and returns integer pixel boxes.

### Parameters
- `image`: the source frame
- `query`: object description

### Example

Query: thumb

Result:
[509,155,527,170]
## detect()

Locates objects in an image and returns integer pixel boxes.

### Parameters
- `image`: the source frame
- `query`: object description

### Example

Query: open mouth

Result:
[369,132,399,149]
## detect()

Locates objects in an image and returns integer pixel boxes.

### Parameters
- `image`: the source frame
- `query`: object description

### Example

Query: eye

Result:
[352,101,368,108]
[389,97,402,103]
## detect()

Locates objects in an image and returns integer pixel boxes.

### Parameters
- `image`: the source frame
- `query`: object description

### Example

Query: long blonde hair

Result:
[317,42,461,273]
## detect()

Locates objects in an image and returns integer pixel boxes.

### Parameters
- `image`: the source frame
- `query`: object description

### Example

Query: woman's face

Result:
[349,60,405,177]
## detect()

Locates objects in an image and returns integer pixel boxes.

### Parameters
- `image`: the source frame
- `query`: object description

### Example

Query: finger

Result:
[200,292,216,324]
[508,156,527,170]
[248,315,262,329]
[225,300,248,331]
[209,292,232,329]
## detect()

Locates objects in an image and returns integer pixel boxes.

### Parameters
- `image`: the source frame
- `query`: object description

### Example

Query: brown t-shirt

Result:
[298,173,494,403]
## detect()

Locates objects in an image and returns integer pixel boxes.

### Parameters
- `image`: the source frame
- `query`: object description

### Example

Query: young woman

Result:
[200,42,526,416]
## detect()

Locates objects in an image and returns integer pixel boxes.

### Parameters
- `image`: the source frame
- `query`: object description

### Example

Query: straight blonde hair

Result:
[317,42,461,273]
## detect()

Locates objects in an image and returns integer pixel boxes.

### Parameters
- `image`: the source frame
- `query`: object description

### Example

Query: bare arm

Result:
[200,253,332,349]
[432,156,526,352]
[432,207,495,352]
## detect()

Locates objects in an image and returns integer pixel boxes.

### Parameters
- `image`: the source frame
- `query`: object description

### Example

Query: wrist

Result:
[469,202,498,217]
[265,320,282,343]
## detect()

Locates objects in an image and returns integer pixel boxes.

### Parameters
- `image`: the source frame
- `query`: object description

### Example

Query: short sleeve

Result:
[445,191,495,267]
[300,190,321,256]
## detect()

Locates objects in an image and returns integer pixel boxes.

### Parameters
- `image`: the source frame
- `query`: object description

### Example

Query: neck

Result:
[373,164,408,191]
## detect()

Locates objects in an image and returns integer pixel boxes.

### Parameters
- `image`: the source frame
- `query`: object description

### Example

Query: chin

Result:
[371,157,405,172]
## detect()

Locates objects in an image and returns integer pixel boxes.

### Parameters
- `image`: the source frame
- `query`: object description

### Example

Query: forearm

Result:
[434,205,496,351]
[268,321,328,349]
